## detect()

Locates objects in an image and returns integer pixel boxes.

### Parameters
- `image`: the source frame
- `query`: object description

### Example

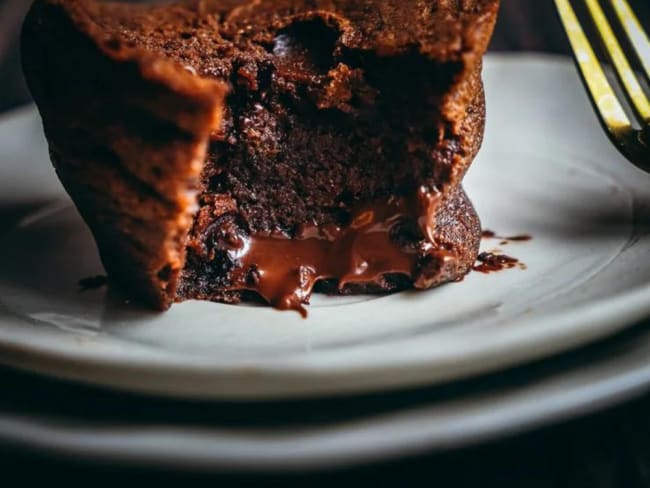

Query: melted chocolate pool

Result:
[226,187,445,317]
[473,252,520,274]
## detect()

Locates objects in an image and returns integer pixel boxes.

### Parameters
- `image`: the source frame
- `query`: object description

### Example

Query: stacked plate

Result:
[2,54,650,471]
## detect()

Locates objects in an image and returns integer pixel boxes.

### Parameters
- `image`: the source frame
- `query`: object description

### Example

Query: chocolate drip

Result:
[224,187,448,316]
[473,252,520,273]
[506,234,532,242]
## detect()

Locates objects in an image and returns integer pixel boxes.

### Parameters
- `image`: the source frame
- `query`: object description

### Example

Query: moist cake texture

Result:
[22,0,499,315]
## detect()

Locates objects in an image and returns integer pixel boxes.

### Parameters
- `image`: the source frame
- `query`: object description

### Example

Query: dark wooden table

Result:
[2,1,650,485]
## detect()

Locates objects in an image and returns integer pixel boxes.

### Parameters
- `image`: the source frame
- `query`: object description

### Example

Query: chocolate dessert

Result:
[22,0,499,315]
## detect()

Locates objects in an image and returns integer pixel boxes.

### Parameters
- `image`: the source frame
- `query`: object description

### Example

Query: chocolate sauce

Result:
[472,252,519,274]
[227,187,445,316]
[78,275,108,292]
[506,234,532,241]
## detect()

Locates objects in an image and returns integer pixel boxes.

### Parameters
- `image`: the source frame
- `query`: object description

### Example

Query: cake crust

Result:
[23,0,229,308]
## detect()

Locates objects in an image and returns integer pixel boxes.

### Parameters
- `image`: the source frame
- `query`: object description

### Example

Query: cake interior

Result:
[174,19,468,314]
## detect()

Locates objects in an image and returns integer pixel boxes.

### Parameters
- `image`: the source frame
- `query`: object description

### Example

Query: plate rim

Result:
[2,321,650,471]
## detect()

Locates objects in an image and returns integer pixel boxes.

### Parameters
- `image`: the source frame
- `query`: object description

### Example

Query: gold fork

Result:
[555,0,650,170]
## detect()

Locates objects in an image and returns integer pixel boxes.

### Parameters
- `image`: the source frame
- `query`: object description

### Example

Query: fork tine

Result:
[555,0,633,139]
[586,0,650,125]
[609,0,650,87]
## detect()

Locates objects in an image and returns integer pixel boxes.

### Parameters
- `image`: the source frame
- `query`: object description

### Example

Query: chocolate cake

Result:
[22,0,499,315]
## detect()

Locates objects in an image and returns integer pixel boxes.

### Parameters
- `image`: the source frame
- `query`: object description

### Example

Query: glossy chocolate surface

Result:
[224,188,450,315]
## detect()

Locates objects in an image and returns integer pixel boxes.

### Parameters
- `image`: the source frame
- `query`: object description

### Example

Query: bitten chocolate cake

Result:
[22,0,499,315]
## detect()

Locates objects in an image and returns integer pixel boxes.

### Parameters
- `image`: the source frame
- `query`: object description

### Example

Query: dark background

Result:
[2,0,650,485]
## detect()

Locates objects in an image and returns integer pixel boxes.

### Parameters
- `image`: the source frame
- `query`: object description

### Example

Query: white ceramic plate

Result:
[1,54,650,399]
